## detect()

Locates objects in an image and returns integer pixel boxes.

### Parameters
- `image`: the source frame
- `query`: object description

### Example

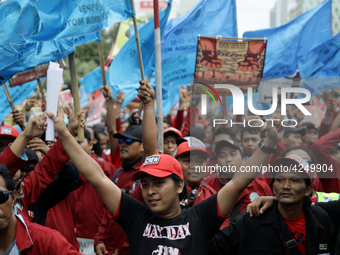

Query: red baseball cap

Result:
[131,154,183,181]
[163,127,182,138]
[173,137,210,159]
[272,154,312,181]
[0,126,19,140]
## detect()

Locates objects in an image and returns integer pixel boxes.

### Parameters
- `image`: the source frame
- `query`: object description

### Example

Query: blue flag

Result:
[0,80,38,123]
[298,32,340,97]
[79,84,90,109]
[158,86,180,116]
[0,37,75,85]
[75,31,101,47]
[150,0,237,93]
[243,0,332,79]
[80,66,110,94]
[20,0,132,43]
[109,2,172,108]
[161,0,237,61]
[299,32,340,78]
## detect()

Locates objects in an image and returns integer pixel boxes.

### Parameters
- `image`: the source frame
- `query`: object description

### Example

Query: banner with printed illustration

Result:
[193,37,267,96]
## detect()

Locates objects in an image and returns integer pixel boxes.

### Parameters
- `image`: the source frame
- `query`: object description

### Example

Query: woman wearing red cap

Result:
[46,81,285,255]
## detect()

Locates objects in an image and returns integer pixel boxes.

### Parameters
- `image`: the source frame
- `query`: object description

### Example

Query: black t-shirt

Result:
[115,192,224,255]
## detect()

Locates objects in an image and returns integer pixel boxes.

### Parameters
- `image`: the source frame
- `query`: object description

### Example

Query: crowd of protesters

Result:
[0,81,339,255]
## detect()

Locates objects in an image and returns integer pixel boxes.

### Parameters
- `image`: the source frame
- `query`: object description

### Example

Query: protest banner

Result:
[59,89,73,105]
[86,93,106,126]
[8,64,49,87]
[193,36,267,96]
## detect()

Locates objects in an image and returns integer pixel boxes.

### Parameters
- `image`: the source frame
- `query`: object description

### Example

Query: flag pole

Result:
[98,39,107,86]
[153,0,164,152]
[129,0,145,116]
[3,83,15,111]
[37,78,46,104]
[68,52,84,141]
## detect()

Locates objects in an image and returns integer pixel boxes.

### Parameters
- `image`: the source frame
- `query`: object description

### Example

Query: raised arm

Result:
[103,84,119,157]
[10,114,47,158]
[46,106,121,216]
[138,80,158,160]
[217,114,284,216]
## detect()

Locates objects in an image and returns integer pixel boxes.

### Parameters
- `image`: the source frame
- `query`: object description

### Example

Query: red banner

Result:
[9,65,48,87]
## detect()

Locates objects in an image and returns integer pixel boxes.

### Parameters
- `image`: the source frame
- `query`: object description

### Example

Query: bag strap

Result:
[228,197,244,221]
[112,168,123,183]
[279,214,301,255]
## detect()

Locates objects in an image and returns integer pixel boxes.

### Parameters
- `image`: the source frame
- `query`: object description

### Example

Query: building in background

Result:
[135,0,200,19]
[271,0,340,35]
[270,0,298,27]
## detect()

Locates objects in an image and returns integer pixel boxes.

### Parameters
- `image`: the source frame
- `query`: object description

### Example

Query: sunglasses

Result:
[0,190,12,204]
[303,158,311,165]
[118,138,135,145]
[15,174,25,191]
[308,131,318,135]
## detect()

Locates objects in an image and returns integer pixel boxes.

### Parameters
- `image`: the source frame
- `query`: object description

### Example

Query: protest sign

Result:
[193,37,267,95]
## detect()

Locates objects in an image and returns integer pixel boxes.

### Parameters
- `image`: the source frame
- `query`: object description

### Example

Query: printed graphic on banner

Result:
[59,89,73,105]
[8,64,49,87]
[86,93,105,126]
[193,37,267,96]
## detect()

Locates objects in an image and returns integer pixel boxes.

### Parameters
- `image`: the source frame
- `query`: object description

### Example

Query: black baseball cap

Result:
[215,140,244,158]
[21,148,39,173]
[300,122,318,131]
[283,127,307,138]
[113,125,143,142]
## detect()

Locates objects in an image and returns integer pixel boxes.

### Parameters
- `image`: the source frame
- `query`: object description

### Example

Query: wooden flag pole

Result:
[3,83,15,111]
[68,52,84,141]
[33,86,40,99]
[37,78,46,104]
[130,0,145,116]
[98,39,107,86]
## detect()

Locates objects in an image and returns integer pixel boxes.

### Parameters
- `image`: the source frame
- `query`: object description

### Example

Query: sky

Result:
[173,0,278,36]
[236,0,277,36]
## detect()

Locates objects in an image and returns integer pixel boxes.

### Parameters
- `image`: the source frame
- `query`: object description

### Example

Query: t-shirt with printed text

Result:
[113,192,225,255]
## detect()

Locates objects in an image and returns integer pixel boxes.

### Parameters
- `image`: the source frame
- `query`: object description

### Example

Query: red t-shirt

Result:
[283,210,306,255]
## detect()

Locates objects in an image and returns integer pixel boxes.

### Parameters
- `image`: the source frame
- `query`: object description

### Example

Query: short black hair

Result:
[170,174,189,201]
[272,145,315,207]
[0,164,15,192]
[270,175,313,207]
[86,127,102,157]
[83,128,92,144]
[241,127,262,141]
[212,127,236,142]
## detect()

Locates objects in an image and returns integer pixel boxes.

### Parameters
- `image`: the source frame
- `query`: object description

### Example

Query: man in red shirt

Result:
[0,164,81,255]
[0,126,19,153]
[94,125,144,255]
[70,128,116,252]
[204,139,272,227]
[163,127,181,156]
[173,137,216,207]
